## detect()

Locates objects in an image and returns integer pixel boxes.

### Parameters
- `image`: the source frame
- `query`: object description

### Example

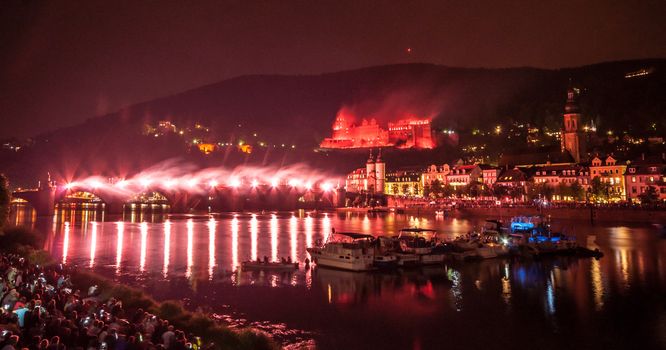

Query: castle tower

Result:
[561,86,586,163]
[365,149,376,192]
[375,149,385,194]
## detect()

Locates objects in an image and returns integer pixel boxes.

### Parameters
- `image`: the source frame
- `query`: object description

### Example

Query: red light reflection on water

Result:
[89,222,97,268]
[186,219,193,278]
[290,215,298,262]
[163,220,171,277]
[305,215,313,248]
[250,214,258,261]
[62,222,70,264]
[322,213,331,242]
[270,214,278,262]
[208,218,216,280]
[231,216,239,270]
[115,222,123,273]
[140,222,148,272]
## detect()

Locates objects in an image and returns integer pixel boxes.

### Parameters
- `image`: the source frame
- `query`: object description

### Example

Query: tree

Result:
[590,177,612,202]
[570,181,585,201]
[391,183,399,195]
[466,180,484,198]
[442,184,454,198]
[527,182,554,201]
[0,174,10,229]
[638,185,660,206]
[430,179,445,198]
[423,184,432,198]
[556,182,573,201]
[401,184,410,196]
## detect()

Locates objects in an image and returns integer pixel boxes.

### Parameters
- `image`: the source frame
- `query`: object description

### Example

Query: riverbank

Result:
[0,226,279,350]
[336,206,666,224]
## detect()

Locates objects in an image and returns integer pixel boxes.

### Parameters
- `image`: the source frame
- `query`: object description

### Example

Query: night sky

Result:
[1,0,665,138]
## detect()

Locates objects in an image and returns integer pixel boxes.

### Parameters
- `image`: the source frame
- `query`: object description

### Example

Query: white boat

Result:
[451,235,503,260]
[397,228,439,255]
[307,232,376,271]
[374,254,399,269]
[376,236,421,267]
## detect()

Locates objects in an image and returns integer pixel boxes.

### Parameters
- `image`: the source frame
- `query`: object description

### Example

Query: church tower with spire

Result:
[365,149,376,192]
[375,149,385,194]
[561,86,586,163]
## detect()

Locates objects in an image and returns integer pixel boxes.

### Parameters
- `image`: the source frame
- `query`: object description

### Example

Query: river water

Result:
[10,206,666,350]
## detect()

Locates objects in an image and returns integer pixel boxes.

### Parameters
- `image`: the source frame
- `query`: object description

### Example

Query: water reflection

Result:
[289,216,298,262]
[591,258,605,310]
[270,214,278,262]
[140,222,148,272]
[305,215,313,248]
[89,222,97,268]
[250,214,258,261]
[208,218,216,280]
[62,221,70,264]
[163,220,170,278]
[186,219,193,278]
[116,222,123,273]
[231,216,239,270]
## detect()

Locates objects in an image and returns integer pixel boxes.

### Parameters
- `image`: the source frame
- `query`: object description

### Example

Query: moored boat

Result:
[376,236,421,267]
[307,232,376,271]
[397,228,439,255]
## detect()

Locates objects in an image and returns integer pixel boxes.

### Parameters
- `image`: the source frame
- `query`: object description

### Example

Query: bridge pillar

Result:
[334,188,346,208]
[33,186,56,217]
[105,202,125,215]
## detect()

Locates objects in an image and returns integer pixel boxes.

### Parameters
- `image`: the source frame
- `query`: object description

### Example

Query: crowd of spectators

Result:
[0,254,207,350]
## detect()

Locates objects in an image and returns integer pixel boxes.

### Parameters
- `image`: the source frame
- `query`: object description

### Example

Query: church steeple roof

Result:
[564,84,580,114]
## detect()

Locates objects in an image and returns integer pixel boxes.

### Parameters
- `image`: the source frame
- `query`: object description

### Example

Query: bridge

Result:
[12,174,345,217]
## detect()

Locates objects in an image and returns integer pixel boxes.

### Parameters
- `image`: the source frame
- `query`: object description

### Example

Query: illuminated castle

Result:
[320,113,434,149]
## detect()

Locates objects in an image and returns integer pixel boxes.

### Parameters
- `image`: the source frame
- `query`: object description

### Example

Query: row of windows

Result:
[535,178,589,185]
[630,176,664,183]
[630,186,666,194]
[592,169,621,175]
